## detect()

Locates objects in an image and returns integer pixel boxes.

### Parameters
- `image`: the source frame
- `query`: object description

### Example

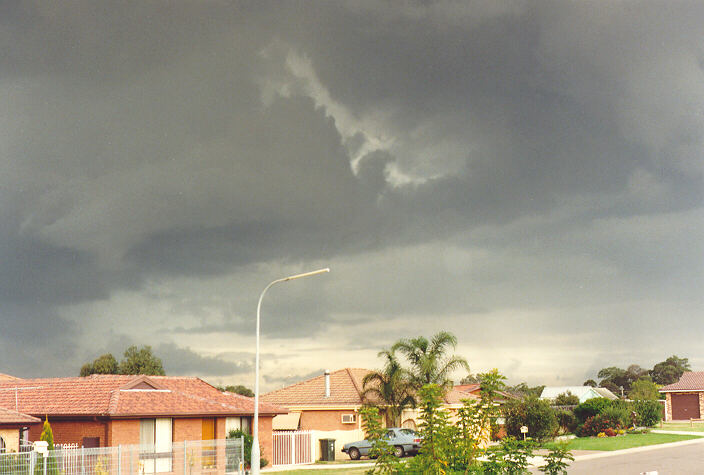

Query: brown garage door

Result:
[672,393,700,420]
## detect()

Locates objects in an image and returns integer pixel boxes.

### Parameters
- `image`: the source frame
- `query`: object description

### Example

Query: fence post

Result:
[43,452,47,475]
[117,445,121,475]
[241,436,244,475]
[183,440,187,475]
[81,447,85,475]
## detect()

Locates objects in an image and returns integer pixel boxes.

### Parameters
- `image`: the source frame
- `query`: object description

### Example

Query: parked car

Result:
[342,428,422,460]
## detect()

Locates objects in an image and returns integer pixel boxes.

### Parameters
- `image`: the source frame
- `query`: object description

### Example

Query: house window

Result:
[226,416,252,436]
[0,436,5,454]
[140,418,173,473]
[341,414,357,424]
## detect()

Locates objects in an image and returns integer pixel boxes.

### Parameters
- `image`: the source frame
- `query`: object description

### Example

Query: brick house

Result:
[660,371,704,421]
[0,374,285,463]
[262,368,371,460]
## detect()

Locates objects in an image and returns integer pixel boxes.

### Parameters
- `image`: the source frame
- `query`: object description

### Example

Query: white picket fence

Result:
[272,430,314,466]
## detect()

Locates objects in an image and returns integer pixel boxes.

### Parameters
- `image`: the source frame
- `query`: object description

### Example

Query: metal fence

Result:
[272,430,313,466]
[0,437,244,475]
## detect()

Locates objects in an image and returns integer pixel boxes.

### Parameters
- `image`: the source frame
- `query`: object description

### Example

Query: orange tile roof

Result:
[0,407,40,425]
[660,372,704,392]
[444,387,481,405]
[0,374,21,382]
[262,368,379,407]
[0,375,285,418]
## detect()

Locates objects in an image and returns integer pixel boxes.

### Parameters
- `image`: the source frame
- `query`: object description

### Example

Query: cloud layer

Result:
[1,1,702,389]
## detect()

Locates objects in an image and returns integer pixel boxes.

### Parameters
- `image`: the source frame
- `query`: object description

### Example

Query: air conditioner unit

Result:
[341,414,357,424]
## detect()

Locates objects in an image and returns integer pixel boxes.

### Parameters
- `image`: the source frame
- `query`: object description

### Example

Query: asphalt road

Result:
[530,438,704,474]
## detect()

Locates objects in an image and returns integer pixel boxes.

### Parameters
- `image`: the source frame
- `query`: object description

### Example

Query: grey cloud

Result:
[157,343,250,377]
[0,1,702,385]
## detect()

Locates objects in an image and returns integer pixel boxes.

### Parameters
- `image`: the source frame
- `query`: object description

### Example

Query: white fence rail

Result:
[272,430,313,466]
[0,437,244,474]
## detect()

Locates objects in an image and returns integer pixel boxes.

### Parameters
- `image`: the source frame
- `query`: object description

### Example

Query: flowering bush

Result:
[597,432,607,438]
[576,414,621,437]
[604,428,616,437]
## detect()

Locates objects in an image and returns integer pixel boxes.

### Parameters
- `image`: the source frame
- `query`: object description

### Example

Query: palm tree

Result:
[361,349,416,427]
[392,331,470,392]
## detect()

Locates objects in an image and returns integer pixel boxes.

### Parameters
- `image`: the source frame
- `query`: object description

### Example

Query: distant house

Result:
[0,374,285,464]
[540,386,617,403]
[660,372,704,421]
[262,368,368,460]
[0,407,40,453]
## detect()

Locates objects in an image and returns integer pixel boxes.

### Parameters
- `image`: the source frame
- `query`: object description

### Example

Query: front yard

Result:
[659,421,704,432]
[545,432,700,451]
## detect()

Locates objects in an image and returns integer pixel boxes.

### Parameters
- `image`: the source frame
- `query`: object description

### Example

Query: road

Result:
[530,438,704,474]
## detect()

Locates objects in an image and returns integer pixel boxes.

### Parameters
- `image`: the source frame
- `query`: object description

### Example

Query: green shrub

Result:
[573,398,612,423]
[555,410,577,434]
[504,397,558,442]
[554,391,580,406]
[634,400,662,427]
[601,404,630,428]
[227,429,267,469]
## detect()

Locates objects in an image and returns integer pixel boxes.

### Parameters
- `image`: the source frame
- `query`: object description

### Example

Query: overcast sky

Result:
[1,1,702,391]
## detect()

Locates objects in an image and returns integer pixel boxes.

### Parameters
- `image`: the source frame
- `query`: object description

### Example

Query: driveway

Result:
[530,437,704,474]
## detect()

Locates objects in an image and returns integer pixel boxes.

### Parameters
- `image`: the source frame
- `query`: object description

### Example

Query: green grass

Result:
[659,422,704,432]
[546,433,699,451]
[277,469,369,474]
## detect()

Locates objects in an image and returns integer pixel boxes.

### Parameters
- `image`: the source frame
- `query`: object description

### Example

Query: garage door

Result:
[672,393,700,420]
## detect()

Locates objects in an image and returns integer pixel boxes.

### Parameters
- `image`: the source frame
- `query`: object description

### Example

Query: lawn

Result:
[277,469,369,475]
[659,422,704,432]
[546,433,700,451]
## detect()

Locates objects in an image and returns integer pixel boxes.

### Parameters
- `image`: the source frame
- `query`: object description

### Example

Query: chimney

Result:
[324,369,331,398]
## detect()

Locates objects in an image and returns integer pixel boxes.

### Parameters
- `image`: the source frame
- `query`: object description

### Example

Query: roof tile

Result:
[660,372,704,392]
[0,375,285,417]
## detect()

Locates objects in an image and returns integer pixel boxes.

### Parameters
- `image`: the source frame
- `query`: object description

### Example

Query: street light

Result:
[251,268,330,475]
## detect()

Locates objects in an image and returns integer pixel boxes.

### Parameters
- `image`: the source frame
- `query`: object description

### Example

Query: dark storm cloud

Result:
[157,343,250,377]
[0,1,702,381]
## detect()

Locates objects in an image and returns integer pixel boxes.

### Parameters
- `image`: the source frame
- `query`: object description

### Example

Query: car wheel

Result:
[348,447,361,460]
[394,446,404,458]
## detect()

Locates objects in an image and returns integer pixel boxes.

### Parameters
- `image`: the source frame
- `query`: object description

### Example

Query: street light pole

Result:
[251,268,330,475]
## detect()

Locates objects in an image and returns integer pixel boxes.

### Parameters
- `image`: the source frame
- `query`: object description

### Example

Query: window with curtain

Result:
[140,418,173,473]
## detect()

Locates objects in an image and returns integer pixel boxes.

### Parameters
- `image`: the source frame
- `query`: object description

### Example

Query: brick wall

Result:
[108,419,140,446]
[665,393,671,421]
[28,419,108,447]
[259,415,274,464]
[174,418,202,442]
[299,410,358,431]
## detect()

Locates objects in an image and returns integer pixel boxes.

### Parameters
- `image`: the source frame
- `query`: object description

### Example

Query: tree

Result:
[597,367,630,395]
[361,349,416,426]
[650,355,690,385]
[554,391,579,406]
[35,418,59,475]
[391,331,470,392]
[583,379,597,387]
[460,373,481,385]
[80,353,119,376]
[507,382,545,399]
[629,379,659,401]
[503,397,558,442]
[118,345,165,375]
[478,368,507,401]
[219,385,254,397]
